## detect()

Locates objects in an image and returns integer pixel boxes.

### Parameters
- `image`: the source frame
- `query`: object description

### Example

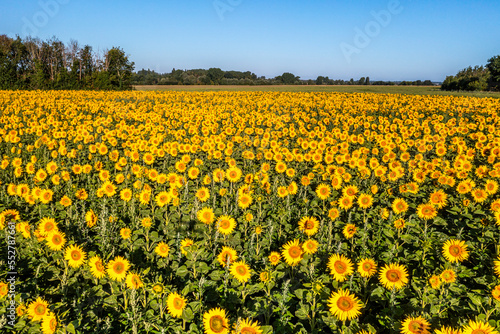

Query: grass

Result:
[133,84,500,98]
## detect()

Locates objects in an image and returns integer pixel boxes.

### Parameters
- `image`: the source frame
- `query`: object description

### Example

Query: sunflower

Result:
[151,282,165,296]
[268,252,281,266]
[282,239,303,266]
[181,238,194,256]
[196,187,210,202]
[226,167,242,182]
[203,308,229,334]
[188,167,200,179]
[85,210,98,228]
[139,190,151,205]
[440,269,456,283]
[417,203,437,220]
[298,216,320,236]
[107,256,130,281]
[495,255,500,277]
[236,318,263,334]
[230,261,252,283]
[400,316,430,334]
[357,193,373,209]
[277,186,289,198]
[461,320,498,334]
[64,244,86,268]
[434,326,462,334]
[155,242,170,258]
[392,198,409,215]
[492,285,500,301]
[120,228,131,240]
[27,297,49,321]
[197,207,215,225]
[45,231,66,251]
[302,239,319,255]
[342,185,358,198]
[429,275,441,289]
[155,191,171,207]
[238,193,253,209]
[338,195,354,210]
[102,181,117,197]
[379,263,408,290]
[288,182,298,195]
[88,256,106,279]
[126,272,143,289]
[38,217,58,236]
[485,180,499,195]
[217,246,238,266]
[343,224,357,239]
[429,189,447,209]
[316,183,331,200]
[471,188,488,203]
[328,254,354,282]
[41,311,57,334]
[0,282,7,297]
[217,215,236,235]
[357,258,377,278]
[327,289,362,321]
[442,239,469,263]
[167,292,186,318]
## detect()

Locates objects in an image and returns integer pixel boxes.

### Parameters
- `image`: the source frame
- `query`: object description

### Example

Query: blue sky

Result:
[1,0,499,81]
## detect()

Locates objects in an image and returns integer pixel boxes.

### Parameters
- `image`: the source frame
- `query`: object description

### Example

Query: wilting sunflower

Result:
[282,239,303,266]
[327,289,362,321]
[126,272,143,289]
[181,238,194,256]
[442,239,469,263]
[357,258,377,278]
[461,320,498,334]
[197,207,215,225]
[230,261,251,283]
[45,231,66,251]
[217,246,238,267]
[107,256,130,281]
[328,254,354,282]
[203,308,230,334]
[429,275,441,289]
[64,244,86,268]
[302,239,319,255]
[217,215,236,235]
[41,311,57,334]
[441,269,456,283]
[417,203,437,220]
[357,193,374,209]
[236,318,263,334]
[433,326,462,334]
[155,242,170,258]
[379,263,408,290]
[392,198,409,215]
[88,256,106,279]
[27,297,49,321]
[343,224,357,239]
[166,292,186,318]
[400,316,430,334]
[316,183,331,200]
[298,216,319,236]
[268,252,281,266]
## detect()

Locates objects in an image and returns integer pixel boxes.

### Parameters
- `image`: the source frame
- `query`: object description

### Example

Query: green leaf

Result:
[176,265,188,277]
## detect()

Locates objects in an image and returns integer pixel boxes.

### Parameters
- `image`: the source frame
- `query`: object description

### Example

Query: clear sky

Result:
[1,0,499,81]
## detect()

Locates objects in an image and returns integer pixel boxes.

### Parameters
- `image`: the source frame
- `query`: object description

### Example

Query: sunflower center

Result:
[305,221,314,229]
[386,269,401,282]
[336,296,354,311]
[449,245,461,256]
[220,220,230,229]
[362,262,373,271]
[236,265,247,275]
[71,251,81,261]
[113,263,125,274]
[34,304,46,315]
[288,246,301,259]
[173,297,184,309]
[209,315,225,333]
[408,320,422,332]
[96,261,104,271]
[334,261,346,273]
[50,318,57,330]
[241,328,257,334]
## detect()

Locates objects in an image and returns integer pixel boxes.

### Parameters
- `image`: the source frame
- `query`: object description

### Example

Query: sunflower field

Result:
[1,90,500,333]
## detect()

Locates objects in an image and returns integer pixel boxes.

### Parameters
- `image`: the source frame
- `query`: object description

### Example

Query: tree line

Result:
[0,35,134,90]
[133,69,436,86]
[441,55,500,91]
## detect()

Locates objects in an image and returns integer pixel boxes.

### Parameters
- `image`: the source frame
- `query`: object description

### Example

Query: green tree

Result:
[104,47,135,90]
[486,55,500,91]
[278,72,299,84]
[205,67,224,84]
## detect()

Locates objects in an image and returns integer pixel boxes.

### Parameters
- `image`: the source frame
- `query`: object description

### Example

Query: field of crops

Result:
[1,90,500,333]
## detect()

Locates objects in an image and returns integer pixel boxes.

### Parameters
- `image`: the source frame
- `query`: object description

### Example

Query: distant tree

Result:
[365,76,370,85]
[358,77,365,85]
[104,47,135,90]
[441,65,489,91]
[487,55,500,91]
[278,72,300,84]
[206,67,224,84]
[315,76,325,85]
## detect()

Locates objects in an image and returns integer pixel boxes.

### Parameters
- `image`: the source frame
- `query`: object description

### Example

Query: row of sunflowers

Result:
[1,90,500,333]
